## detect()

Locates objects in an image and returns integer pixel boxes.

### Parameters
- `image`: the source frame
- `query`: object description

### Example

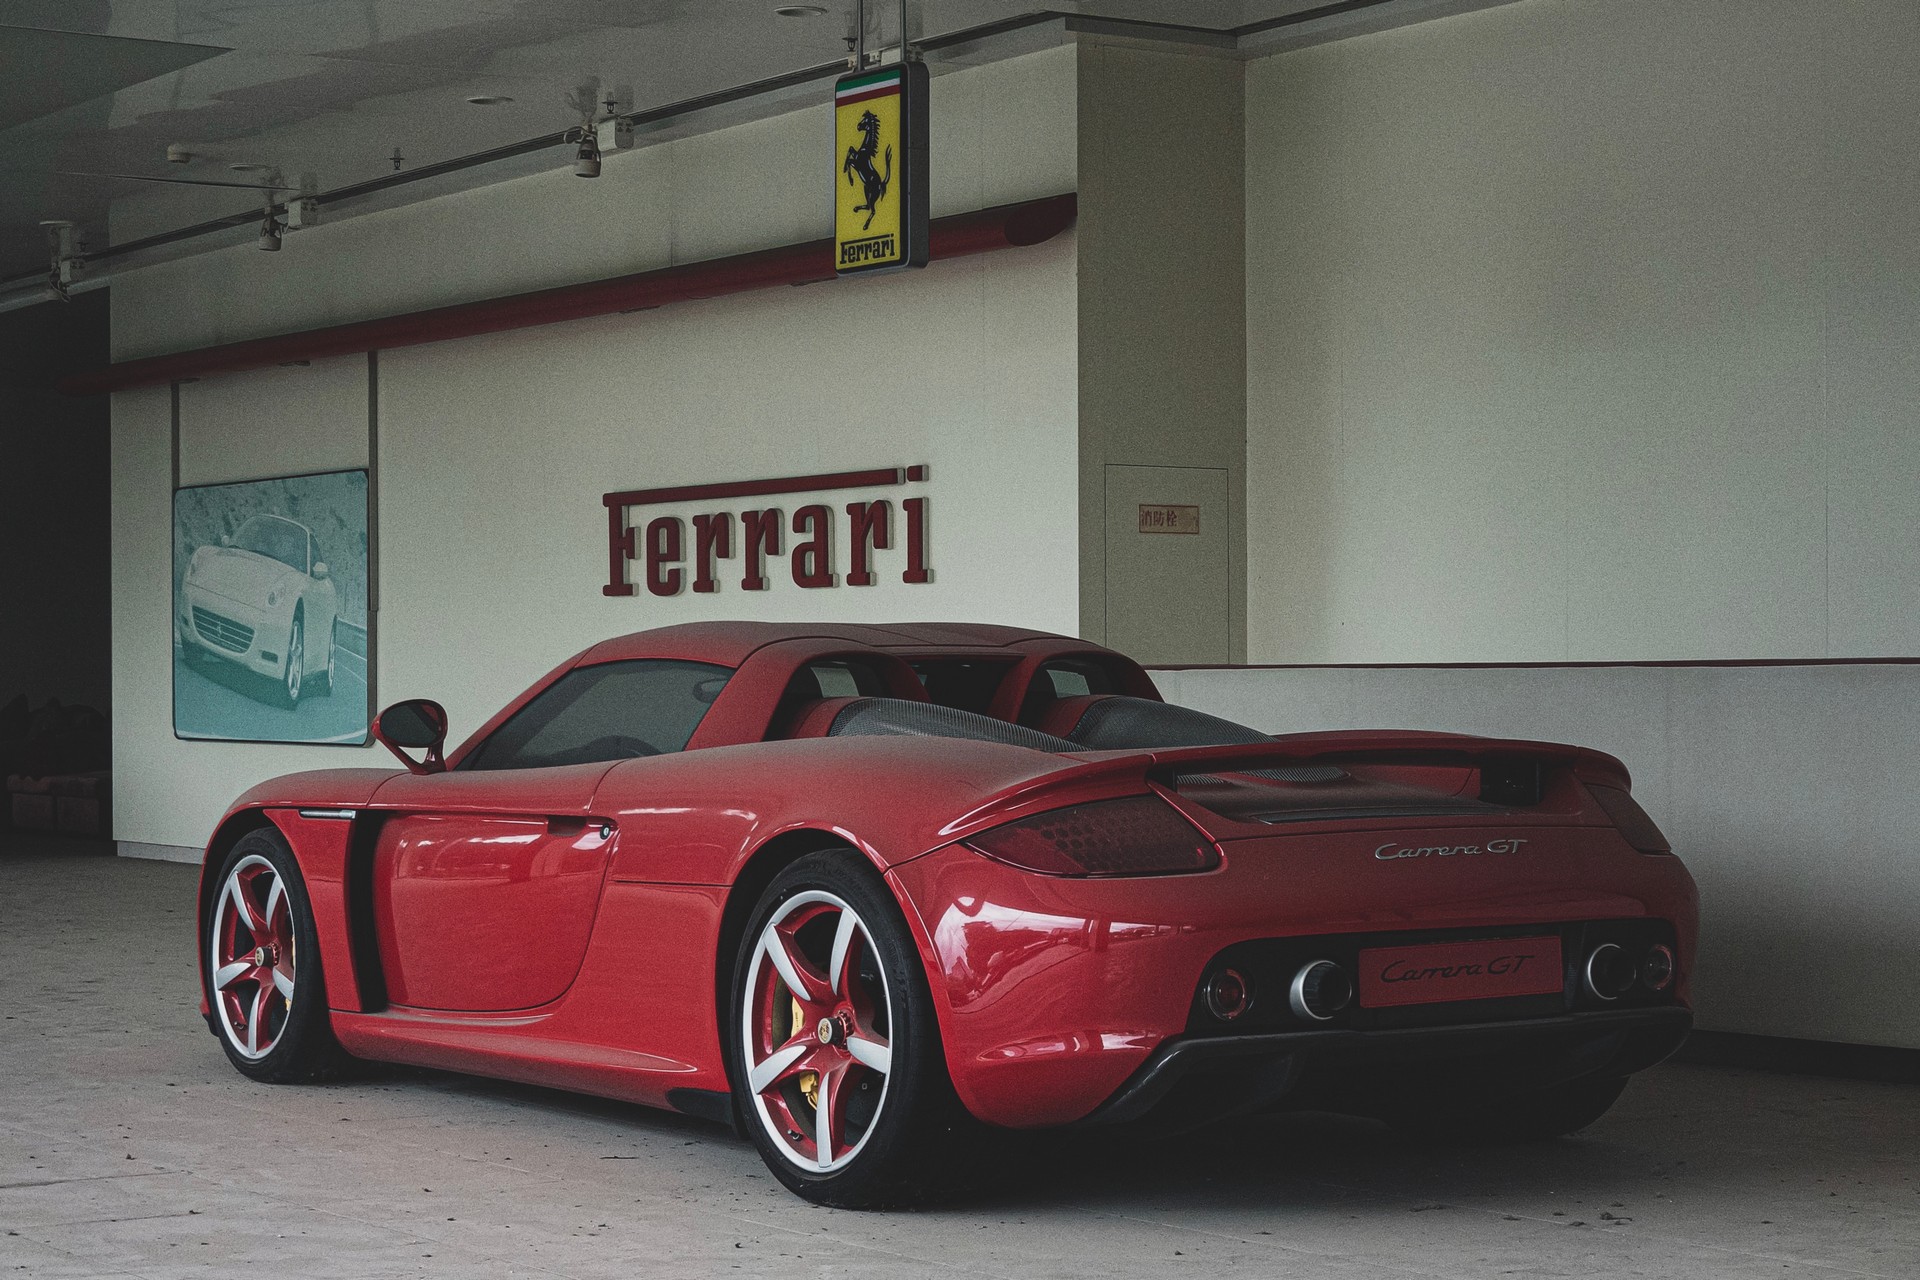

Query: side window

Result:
[1044,660,1114,697]
[1045,667,1092,697]
[1018,658,1119,727]
[808,659,887,698]
[464,660,731,770]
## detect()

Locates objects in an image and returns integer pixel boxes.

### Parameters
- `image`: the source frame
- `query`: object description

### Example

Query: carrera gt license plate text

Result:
[1358,936,1563,1008]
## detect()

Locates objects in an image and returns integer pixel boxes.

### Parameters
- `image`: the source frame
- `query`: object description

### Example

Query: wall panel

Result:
[1245,0,1920,663]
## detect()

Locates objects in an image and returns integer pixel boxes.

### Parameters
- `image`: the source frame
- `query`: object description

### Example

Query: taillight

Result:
[961,796,1220,877]
[1587,783,1671,854]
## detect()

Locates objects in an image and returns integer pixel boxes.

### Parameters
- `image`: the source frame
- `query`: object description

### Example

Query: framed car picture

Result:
[172,468,371,744]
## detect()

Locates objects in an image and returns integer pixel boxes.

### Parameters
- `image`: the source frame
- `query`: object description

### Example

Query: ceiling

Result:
[0,0,1481,300]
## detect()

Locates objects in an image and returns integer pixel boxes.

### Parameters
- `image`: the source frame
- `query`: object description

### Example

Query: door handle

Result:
[547,816,615,841]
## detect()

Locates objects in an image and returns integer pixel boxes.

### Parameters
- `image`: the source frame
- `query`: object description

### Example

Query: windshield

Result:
[232,517,307,573]
[464,660,733,770]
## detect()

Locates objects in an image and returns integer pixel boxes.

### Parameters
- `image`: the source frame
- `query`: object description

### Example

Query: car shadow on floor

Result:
[316,1058,1844,1219]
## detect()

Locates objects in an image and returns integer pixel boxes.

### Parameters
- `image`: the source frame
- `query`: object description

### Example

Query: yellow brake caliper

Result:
[793,993,820,1110]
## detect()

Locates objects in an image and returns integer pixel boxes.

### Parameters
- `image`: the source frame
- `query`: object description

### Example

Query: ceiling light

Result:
[228,162,272,174]
[465,95,514,106]
[775,5,829,15]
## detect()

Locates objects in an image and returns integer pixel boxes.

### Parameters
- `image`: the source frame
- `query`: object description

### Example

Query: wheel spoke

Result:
[263,875,286,938]
[815,1065,838,1168]
[763,925,823,1005]
[213,961,250,990]
[827,909,858,999]
[272,966,295,1000]
[247,984,266,1055]
[229,877,265,938]
[748,1041,809,1095]
[845,1035,891,1076]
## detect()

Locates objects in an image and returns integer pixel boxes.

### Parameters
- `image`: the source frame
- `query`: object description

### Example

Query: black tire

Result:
[202,826,349,1083]
[1389,1075,1629,1144]
[725,850,976,1207]
[279,611,305,708]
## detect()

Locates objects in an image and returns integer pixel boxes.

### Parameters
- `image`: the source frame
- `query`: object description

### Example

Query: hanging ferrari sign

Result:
[834,62,929,275]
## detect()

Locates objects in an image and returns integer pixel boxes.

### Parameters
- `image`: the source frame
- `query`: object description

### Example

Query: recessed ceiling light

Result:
[774,5,829,16]
[227,162,272,173]
[465,94,515,106]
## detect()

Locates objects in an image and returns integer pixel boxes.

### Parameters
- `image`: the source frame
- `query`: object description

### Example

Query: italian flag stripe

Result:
[835,68,901,99]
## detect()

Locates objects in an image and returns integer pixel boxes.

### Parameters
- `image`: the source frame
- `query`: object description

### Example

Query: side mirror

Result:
[372,699,448,774]
[312,561,330,579]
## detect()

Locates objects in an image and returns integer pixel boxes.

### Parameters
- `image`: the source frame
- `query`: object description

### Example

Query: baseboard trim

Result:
[1674,1030,1920,1085]
[117,840,202,865]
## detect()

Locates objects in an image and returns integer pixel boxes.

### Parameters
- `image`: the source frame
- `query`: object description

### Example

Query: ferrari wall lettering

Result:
[834,62,929,275]
[602,466,930,598]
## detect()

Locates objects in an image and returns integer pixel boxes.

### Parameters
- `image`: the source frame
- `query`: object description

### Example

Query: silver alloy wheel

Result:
[209,853,297,1060]
[285,616,303,702]
[741,890,894,1173]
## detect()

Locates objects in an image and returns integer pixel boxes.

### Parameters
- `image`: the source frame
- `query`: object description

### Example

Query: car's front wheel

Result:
[727,851,974,1207]
[203,827,348,1082]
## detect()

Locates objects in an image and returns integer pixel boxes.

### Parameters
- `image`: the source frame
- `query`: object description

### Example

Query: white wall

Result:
[1156,663,1920,1051]
[109,47,1077,359]
[110,48,1079,852]
[1244,0,1920,664]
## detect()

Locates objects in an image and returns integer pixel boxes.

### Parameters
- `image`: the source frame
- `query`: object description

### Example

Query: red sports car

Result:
[198,622,1697,1206]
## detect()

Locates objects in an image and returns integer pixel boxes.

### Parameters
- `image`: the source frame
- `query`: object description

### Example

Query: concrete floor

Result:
[3,840,1916,1279]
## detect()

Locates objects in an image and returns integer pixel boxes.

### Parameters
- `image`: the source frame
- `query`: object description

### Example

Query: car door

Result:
[366,658,732,1013]
[370,764,617,1011]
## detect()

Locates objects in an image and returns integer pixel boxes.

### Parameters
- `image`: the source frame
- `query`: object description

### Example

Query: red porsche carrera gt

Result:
[197,622,1697,1206]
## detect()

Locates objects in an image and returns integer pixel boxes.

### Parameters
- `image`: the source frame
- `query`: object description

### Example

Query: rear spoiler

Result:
[934,732,1628,844]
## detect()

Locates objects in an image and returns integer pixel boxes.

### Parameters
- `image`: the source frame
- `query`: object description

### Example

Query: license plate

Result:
[1357,936,1564,1008]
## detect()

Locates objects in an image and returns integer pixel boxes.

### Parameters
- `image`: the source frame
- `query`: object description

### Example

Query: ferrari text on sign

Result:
[602,466,931,597]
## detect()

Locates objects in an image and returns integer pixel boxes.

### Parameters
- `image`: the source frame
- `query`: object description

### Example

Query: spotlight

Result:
[574,126,601,178]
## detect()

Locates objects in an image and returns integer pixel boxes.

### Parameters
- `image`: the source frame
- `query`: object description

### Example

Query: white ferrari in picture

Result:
[178,514,337,706]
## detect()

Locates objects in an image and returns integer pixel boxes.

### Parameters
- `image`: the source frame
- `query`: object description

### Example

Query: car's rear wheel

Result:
[281,613,305,706]
[727,852,974,1207]
[204,827,347,1082]
[313,626,334,697]
[1388,1075,1629,1144]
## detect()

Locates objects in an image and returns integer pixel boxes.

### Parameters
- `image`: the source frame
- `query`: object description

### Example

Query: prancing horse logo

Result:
[843,109,892,230]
